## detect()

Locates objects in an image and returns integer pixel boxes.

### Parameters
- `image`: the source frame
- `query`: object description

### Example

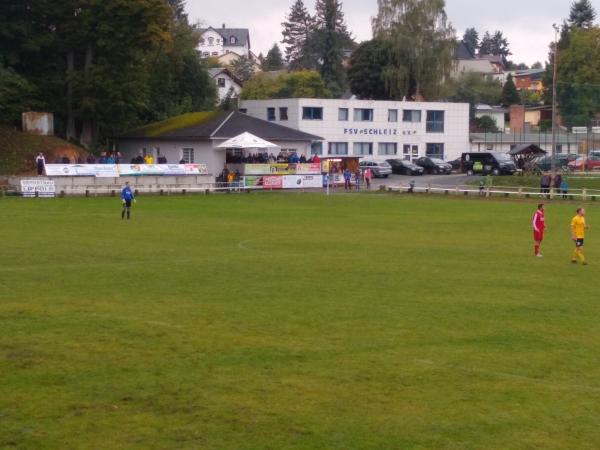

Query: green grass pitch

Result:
[1,193,599,449]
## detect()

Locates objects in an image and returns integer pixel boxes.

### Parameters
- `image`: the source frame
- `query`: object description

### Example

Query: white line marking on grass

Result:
[415,359,600,394]
[238,240,253,250]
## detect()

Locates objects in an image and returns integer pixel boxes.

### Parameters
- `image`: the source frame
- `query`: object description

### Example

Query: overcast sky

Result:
[190,0,600,65]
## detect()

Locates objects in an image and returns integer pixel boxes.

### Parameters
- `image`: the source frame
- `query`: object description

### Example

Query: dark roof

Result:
[200,27,250,48]
[119,111,322,142]
[455,41,475,60]
[509,144,546,156]
[207,68,243,86]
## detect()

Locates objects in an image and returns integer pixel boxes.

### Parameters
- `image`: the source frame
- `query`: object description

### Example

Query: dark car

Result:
[535,153,578,171]
[461,152,516,176]
[414,157,453,174]
[386,159,425,175]
[447,157,462,171]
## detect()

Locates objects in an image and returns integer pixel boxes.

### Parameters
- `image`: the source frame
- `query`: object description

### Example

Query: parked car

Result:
[359,159,392,178]
[534,153,578,171]
[447,157,462,171]
[568,152,600,171]
[386,159,425,175]
[414,157,453,174]
[461,152,516,176]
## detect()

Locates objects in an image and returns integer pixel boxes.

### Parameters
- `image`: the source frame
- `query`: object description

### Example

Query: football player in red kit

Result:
[532,203,546,257]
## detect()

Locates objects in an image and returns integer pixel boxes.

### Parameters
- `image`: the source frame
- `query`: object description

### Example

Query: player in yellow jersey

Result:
[571,207,589,265]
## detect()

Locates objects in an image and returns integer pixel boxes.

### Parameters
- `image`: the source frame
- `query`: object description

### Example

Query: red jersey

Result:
[532,210,545,233]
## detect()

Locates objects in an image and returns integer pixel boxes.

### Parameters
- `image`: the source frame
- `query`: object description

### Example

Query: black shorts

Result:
[575,238,584,247]
[124,199,132,208]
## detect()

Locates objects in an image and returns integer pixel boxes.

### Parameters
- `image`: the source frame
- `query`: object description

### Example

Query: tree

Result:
[0,65,40,125]
[281,0,315,69]
[230,55,256,82]
[568,0,596,29]
[462,28,479,55]
[490,31,511,58]
[501,74,520,106]
[372,0,456,100]
[556,27,600,126]
[474,115,499,132]
[531,61,543,69]
[166,0,188,23]
[307,0,353,96]
[478,31,493,55]
[241,70,330,99]
[347,38,393,100]
[263,44,284,71]
[444,73,503,118]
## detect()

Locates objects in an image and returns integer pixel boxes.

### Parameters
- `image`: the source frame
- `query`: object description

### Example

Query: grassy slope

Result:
[1,193,600,449]
[0,126,85,175]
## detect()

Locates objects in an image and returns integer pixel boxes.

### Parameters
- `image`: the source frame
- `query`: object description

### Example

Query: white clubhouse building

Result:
[240,99,470,161]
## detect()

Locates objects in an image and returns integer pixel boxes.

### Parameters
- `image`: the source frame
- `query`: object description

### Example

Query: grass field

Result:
[1,193,600,449]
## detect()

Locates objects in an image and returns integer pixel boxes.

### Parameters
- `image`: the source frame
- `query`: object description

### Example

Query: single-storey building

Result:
[117,111,322,175]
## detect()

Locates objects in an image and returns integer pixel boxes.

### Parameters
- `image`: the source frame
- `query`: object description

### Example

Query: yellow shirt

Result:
[571,215,586,239]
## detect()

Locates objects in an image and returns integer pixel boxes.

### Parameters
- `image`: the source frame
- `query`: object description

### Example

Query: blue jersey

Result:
[121,186,134,201]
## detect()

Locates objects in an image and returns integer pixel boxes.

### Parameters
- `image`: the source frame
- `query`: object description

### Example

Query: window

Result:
[230,36,237,44]
[203,52,209,57]
[426,110,445,133]
[217,77,226,87]
[279,107,288,121]
[354,142,373,156]
[388,109,398,122]
[267,107,276,121]
[329,142,348,155]
[302,107,323,120]
[426,143,444,159]
[354,108,373,121]
[338,108,349,121]
[403,145,419,160]
[199,38,205,45]
[403,110,422,123]
[182,148,195,163]
[311,142,323,155]
[378,143,397,156]
[212,52,219,56]
[208,37,214,45]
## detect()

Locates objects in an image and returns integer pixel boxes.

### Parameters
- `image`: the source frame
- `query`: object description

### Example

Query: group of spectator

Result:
[217,167,242,185]
[342,167,373,191]
[540,172,568,197]
[225,152,322,165]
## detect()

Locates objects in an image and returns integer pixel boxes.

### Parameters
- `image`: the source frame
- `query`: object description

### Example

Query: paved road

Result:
[370,173,482,190]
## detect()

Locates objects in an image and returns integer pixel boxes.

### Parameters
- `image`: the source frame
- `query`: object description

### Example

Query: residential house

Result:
[208,68,243,104]
[474,104,507,131]
[199,25,250,59]
[453,41,507,78]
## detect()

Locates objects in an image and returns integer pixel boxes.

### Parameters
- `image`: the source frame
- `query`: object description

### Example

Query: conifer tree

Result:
[263,44,284,71]
[568,0,596,29]
[281,0,314,69]
[501,74,520,106]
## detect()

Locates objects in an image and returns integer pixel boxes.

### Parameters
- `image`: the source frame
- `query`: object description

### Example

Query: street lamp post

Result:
[551,23,560,173]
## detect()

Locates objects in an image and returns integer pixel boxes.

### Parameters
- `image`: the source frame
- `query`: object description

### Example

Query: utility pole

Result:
[551,23,560,173]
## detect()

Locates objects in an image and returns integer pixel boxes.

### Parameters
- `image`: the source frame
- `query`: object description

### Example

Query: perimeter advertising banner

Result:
[244,163,321,176]
[282,175,323,189]
[21,179,56,197]
[44,164,207,177]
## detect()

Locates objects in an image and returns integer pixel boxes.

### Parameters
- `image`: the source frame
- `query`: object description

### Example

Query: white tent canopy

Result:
[216,132,279,150]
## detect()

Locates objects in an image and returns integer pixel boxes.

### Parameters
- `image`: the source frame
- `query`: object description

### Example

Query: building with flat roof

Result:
[240,98,470,161]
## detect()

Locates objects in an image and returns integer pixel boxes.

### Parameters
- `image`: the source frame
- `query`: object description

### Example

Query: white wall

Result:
[214,74,242,103]
[199,30,225,57]
[241,98,470,161]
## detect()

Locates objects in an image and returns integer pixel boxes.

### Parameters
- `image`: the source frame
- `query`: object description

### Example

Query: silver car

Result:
[359,160,392,178]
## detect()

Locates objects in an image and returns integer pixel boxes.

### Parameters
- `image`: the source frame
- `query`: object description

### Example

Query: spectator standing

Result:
[343,168,352,191]
[540,172,551,196]
[61,155,70,164]
[553,172,562,194]
[35,152,45,176]
[355,169,361,190]
[364,167,372,189]
[144,154,154,164]
[560,179,569,199]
